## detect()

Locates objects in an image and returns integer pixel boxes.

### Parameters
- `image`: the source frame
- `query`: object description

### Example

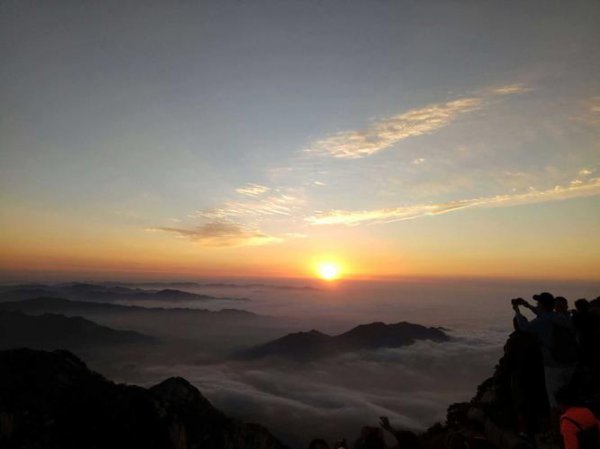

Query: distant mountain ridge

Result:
[240,321,449,360]
[101,281,320,291]
[0,297,279,355]
[0,348,285,449]
[0,283,249,303]
[0,296,259,319]
[0,310,152,350]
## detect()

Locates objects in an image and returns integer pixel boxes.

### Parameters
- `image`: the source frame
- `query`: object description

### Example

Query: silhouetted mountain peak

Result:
[151,376,214,411]
[0,349,286,449]
[269,329,331,346]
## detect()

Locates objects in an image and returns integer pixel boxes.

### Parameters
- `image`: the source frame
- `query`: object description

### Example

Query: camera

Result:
[511,298,522,306]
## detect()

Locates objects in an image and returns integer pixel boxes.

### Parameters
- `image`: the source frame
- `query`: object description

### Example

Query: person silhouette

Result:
[512,293,577,419]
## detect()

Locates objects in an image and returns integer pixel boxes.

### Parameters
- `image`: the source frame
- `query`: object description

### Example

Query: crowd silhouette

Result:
[305,293,600,449]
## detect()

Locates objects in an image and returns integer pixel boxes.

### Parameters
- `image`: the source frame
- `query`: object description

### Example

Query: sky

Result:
[1,0,599,280]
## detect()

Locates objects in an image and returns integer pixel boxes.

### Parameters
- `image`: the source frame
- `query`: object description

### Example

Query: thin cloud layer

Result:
[154,221,282,247]
[308,176,600,226]
[153,187,306,247]
[488,84,531,95]
[197,193,304,220]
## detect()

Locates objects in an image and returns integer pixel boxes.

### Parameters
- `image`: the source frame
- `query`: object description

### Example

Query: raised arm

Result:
[520,299,540,315]
[511,299,530,331]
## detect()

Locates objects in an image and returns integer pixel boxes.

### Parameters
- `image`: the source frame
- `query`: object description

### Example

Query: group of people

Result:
[304,292,600,449]
[508,292,600,449]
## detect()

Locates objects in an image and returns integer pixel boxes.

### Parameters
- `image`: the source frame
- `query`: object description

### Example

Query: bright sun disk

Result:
[316,262,341,281]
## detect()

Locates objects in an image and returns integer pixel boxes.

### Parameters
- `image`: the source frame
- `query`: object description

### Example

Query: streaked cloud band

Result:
[305,84,528,159]
[152,221,282,247]
[305,98,481,158]
[307,177,600,226]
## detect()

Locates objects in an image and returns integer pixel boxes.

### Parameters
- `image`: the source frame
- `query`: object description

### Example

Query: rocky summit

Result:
[0,348,286,449]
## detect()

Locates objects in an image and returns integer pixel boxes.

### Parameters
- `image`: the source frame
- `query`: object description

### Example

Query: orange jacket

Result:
[560,407,600,449]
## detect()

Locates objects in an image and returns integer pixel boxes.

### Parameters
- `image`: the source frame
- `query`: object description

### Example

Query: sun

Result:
[316,262,341,281]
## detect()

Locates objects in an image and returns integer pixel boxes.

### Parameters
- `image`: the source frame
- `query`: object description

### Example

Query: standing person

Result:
[572,299,600,358]
[503,314,548,437]
[571,299,600,390]
[512,293,578,419]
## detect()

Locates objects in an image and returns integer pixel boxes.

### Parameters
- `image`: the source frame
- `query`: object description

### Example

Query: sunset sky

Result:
[1,1,599,280]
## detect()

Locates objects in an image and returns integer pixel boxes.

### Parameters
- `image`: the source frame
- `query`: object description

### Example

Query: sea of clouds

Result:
[139,333,503,447]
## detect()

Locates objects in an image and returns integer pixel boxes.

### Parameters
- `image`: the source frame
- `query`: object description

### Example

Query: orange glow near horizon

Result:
[2,220,600,282]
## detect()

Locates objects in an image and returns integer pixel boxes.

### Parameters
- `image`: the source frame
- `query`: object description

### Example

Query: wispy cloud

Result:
[235,183,270,197]
[303,84,529,159]
[488,84,531,95]
[154,187,307,247]
[196,192,304,220]
[307,176,600,226]
[153,221,282,247]
[305,97,482,159]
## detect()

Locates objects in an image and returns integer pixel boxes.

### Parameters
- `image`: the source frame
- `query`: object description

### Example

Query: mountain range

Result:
[101,281,319,291]
[0,310,152,350]
[0,296,258,319]
[240,321,449,360]
[0,283,248,303]
[0,297,285,357]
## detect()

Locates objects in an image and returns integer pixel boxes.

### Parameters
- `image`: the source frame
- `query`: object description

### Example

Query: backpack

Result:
[550,323,579,364]
[561,416,599,449]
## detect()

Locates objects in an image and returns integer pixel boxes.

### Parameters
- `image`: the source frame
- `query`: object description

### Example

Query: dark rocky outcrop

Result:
[240,321,449,360]
[0,348,286,449]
